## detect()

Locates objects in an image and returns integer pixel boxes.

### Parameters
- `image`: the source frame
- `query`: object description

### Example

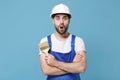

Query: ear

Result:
[52,18,54,24]
[68,19,70,23]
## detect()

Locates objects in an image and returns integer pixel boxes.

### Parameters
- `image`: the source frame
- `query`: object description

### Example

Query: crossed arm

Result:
[40,51,86,75]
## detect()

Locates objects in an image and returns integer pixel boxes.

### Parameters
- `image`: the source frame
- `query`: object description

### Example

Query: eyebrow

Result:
[55,15,68,18]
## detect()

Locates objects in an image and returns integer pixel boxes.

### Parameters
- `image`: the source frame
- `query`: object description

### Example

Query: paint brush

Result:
[39,41,50,54]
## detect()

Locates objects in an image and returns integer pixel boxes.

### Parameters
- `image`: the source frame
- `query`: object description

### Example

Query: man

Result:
[39,3,86,80]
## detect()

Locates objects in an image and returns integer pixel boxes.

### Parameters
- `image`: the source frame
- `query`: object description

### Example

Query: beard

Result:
[55,24,69,35]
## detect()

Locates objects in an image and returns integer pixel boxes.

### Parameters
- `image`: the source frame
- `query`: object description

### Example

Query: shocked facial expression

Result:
[52,14,70,35]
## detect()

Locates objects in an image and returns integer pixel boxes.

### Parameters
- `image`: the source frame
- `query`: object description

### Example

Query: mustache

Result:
[59,24,64,27]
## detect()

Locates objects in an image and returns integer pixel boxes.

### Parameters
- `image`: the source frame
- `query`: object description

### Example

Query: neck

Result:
[54,32,70,41]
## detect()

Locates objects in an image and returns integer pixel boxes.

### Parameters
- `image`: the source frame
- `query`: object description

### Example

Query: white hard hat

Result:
[50,3,71,18]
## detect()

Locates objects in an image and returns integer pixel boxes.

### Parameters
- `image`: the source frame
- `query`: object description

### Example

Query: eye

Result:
[63,16,69,20]
[55,16,60,20]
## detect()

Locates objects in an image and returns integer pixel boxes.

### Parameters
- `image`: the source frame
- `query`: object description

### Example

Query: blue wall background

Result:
[0,0,120,80]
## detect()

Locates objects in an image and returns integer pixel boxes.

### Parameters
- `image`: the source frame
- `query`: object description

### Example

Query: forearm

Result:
[40,54,68,75]
[44,51,86,74]
[43,64,69,75]
[54,61,86,73]
[53,52,86,73]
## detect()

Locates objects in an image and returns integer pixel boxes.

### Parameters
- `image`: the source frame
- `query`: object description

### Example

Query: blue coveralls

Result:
[47,35,81,80]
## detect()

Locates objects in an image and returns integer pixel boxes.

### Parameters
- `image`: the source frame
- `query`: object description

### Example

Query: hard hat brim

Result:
[51,13,71,18]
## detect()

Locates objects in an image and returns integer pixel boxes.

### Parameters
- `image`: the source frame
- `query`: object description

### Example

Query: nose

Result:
[60,18,64,24]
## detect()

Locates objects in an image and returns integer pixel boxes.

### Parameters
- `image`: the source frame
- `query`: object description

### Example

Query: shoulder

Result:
[74,35,86,52]
[70,34,85,45]
[39,34,54,43]
[75,36,84,43]
[39,36,48,44]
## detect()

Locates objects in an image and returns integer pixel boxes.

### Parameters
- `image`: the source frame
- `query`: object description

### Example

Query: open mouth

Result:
[60,26,64,29]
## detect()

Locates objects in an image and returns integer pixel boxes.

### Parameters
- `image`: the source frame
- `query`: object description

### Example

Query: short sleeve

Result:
[38,37,47,55]
[75,36,86,52]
